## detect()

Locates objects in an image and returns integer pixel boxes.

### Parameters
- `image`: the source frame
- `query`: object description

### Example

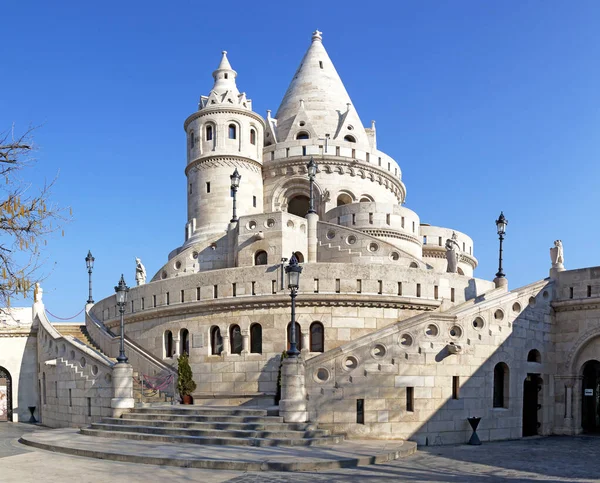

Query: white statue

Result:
[550,240,564,269]
[33,282,43,303]
[445,232,461,273]
[135,258,147,286]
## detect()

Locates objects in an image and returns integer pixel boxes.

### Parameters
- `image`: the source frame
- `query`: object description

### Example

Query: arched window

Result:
[287,322,302,351]
[344,135,356,143]
[254,250,268,266]
[228,124,237,139]
[0,366,12,421]
[360,197,372,203]
[250,323,262,354]
[250,129,256,145]
[493,362,509,408]
[164,330,173,358]
[337,193,353,206]
[294,251,304,263]
[457,267,465,275]
[180,328,189,355]
[296,132,310,140]
[527,349,541,363]
[210,326,223,355]
[230,325,242,354]
[310,322,324,352]
[206,125,213,141]
[190,131,195,149]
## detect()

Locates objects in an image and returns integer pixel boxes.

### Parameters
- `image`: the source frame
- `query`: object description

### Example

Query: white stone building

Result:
[4,31,600,446]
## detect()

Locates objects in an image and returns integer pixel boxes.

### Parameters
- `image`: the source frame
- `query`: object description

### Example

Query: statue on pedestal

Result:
[33,282,43,303]
[135,258,147,286]
[550,240,564,270]
[445,232,461,273]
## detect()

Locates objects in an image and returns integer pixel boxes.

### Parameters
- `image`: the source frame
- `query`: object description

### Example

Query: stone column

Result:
[242,330,249,354]
[279,357,307,422]
[111,363,134,418]
[306,212,319,263]
[222,333,230,356]
[301,331,309,354]
[173,336,181,357]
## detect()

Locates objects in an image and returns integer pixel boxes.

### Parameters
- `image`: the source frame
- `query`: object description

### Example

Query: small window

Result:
[164,330,174,358]
[296,132,309,140]
[213,285,218,298]
[319,61,323,69]
[190,131,195,149]
[206,125,213,141]
[398,282,402,295]
[386,214,390,225]
[232,283,236,297]
[406,387,414,412]
[180,290,184,303]
[250,323,262,353]
[224,73,228,79]
[569,287,574,299]
[251,281,256,295]
[378,280,383,295]
[527,349,541,363]
[416,283,421,297]
[250,129,256,145]
[344,135,356,143]
[253,195,257,208]
[196,287,201,301]
[180,329,189,355]
[357,279,362,294]
[272,280,276,294]
[310,322,324,352]
[206,182,211,193]
[588,285,592,297]
[314,278,319,293]
[452,376,460,399]
[401,216,405,228]
[254,250,268,266]
[493,362,509,408]
[451,288,455,302]
[189,183,192,194]
[335,279,340,293]
[357,398,364,424]
[302,146,307,156]
[228,124,237,139]
[230,325,242,354]
[434,285,439,300]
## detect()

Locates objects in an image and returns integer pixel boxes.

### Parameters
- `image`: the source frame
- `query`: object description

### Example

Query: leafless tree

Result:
[0,125,70,306]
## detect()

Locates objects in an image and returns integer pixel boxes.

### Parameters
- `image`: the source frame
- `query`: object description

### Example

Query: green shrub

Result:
[177,352,197,396]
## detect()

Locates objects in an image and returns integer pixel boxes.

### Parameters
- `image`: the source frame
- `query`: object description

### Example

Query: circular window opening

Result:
[91,365,98,376]
[80,357,87,368]
[512,302,521,313]
[287,220,295,228]
[326,230,336,240]
[299,121,306,127]
[175,261,182,270]
[494,309,504,321]
[449,325,463,338]
[192,251,199,260]
[425,324,438,337]
[409,262,418,268]
[266,219,275,228]
[347,235,357,245]
[390,252,400,261]
[343,356,359,371]
[161,271,167,280]
[247,220,257,230]
[315,368,330,382]
[368,242,379,252]
[472,317,484,329]
[529,296,536,308]
[400,334,413,347]
[371,344,386,359]
[542,290,549,299]
[347,125,354,130]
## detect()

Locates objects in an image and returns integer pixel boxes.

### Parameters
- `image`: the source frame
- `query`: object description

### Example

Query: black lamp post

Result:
[495,212,508,279]
[114,274,130,364]
[85,250,95,304]
[285,253,303,358]
[307,157,318,215]
[230,168,241,223]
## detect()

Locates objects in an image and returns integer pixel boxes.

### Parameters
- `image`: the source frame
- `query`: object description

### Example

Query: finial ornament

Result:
[312,30,323,42]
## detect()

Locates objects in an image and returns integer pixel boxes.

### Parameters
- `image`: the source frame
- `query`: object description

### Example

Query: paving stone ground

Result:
[3,423,600,482]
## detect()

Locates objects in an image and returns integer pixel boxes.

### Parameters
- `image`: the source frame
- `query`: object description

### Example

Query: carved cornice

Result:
[185,156,263,176]
[102,293,440,328]
[422,246,478,269]
[552,296,600,312]
[0,327,37,337]
[184,108,266,130]
[360,229,421,246]
[264,157,406,203]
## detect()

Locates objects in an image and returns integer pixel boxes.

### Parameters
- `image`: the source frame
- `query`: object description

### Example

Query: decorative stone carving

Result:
[135,258,147,286]
[33,282,43,303]
[550,240,565,270]
[445,232,461,273]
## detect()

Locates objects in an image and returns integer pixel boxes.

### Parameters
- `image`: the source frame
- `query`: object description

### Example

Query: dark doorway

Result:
[0,366,12,422]
[287,196,309,218]
[582,360,600,432]
[522,373,541,436]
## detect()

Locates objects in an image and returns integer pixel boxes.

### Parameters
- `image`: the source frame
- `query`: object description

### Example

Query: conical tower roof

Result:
[199,51,251,111]
[273,31,368,145]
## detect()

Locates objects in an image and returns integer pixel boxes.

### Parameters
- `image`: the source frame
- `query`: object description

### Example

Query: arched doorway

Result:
[0,366,12,422]
[582,360,600,432]
[288,195,309,218]
[522,374,542,436]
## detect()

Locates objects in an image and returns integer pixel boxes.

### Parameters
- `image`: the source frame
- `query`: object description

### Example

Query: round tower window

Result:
[371,344,386,359]
[192,252,199,260]
[347,125,354,130]
[326,230,336,240]
[247,220,257,230]
[368,243,379,252]
[347,235,357,245]
[342,356,359,371]
[400,334,413,347]
[425,324,439,337]
[299,121,306,127]
[315,368,329,382]
[162,271,167,279]
[266,219,275,228]
[91,365,98,376]
[472,317,484,329]
[390,252,400,261]
[175,261,182,270]
[449,325,463,338]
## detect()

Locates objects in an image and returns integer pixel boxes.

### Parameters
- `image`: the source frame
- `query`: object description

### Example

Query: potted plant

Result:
[177,352,197,404]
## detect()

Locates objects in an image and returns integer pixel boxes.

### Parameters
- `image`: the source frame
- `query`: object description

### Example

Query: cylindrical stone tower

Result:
[183,51,265,247]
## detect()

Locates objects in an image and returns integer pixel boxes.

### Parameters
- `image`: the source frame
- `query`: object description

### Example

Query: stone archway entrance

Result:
[0,366,12,422]
[522,374,541,436]
[287,195,309,218]
[582,360,600,432]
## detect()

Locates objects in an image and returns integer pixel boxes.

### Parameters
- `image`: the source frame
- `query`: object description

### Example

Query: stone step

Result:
[132,406,270,417]
[90,422,330,439]
[124,412,284,423]
[80,428,344,447]
[106,417,317,432]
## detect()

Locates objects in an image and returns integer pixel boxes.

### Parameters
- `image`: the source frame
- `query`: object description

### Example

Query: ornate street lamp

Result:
[114,274,130,364]
[495,212,508,279]
[285,253,303,358]
[85,250,95,304]
[230,168,241,223]
[307,157,318,215]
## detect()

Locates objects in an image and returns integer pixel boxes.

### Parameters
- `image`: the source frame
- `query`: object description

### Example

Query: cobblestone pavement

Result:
[2,423,600,482]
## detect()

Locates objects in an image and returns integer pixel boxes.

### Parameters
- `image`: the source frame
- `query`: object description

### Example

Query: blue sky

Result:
[3,1,600,320]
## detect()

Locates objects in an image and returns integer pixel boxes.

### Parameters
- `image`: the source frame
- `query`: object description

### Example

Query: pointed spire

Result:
[217,50,233,71]
[273,31,368,145]
[199,50,253,110]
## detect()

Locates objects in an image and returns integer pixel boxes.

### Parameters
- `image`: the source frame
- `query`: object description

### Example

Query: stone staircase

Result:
[53,323,103,352]
[81,406,344,447]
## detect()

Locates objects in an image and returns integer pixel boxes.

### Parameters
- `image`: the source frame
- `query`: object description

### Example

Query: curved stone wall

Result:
[420,225,477,276]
